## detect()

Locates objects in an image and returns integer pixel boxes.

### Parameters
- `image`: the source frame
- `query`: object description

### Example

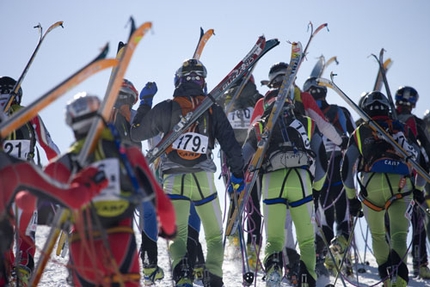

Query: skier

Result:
[394,86,430,279]
[341,91,426,287]
[108,79,166,285]
[131,58,245,287]
[242,79,327,286]
[0,75,61,283]
[46,92,176,287]
[218,74,264,269]
[302,77,356,277]
[251,62,344,284]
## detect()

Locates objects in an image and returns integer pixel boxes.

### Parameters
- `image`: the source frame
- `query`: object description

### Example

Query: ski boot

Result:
[10,265,31,287]
[324,235,353,276]
[315,253,330,279]
[192,263,205,283]
[143,264,164,286]
[285,248,300,286]
[202,271,224,287]
[263,252,283,287]
[247,244,260,270]
[173,258,194,287]
[298,260,316,287]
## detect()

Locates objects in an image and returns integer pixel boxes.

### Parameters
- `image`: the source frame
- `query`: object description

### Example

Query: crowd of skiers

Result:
[1,51,430,287]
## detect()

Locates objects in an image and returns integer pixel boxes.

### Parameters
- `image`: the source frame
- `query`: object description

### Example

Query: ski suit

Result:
[131,82,244,286]
[46,129,176,287]
[396,107,430,275]
[242,101,327,286]
[0,150,107,286]
[313,100,356,256]
[341,116,425,284]
[219,79,264,254]
[3,103,60,274]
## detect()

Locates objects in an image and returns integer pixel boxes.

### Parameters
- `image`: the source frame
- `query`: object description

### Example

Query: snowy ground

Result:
[33,216,430,287]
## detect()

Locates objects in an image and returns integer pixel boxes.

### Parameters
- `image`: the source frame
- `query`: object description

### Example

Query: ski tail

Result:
[4,21,63,113]
[370,48,397,119]
[373,58,393,92]
[0,44,117,139]
[193,27,215,60]
[77,20,152,165]
[310,55,325,78]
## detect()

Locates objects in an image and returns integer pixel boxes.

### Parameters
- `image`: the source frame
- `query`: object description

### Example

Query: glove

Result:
[413,189,425,204]
[139,81,158,107]
[348,197,363,217]
[72,167,109,200]
[228,174,245,194]
[340,135,349,150]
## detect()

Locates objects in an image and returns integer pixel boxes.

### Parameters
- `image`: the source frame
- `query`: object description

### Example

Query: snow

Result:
[34,216,430,286]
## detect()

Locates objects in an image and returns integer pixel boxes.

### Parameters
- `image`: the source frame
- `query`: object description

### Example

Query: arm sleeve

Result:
[301,92,343,145]
[30,115,61,160]
[310,132,327,191]
[341,140,360,199]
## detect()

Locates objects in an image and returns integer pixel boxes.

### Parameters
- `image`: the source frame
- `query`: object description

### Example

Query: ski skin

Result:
[145,36,280,164]
[225,22,329,237]
[0,44,117,139]
[225,42,304,237]
[3,21,64,113]
[317,75,430,184]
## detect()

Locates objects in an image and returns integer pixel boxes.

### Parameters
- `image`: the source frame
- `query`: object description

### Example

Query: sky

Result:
[1,0,430,159]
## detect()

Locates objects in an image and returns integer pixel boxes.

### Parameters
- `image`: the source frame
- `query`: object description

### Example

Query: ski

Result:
[77,19,152,163]
[371,48,397,119]
[310,55,339,79]
[317,75,430,183]
[0,44,117,139]
[4,21,64,113]
[146,36,280,164]
[193,27,215,60]
[225,22,327,236]
[225,42,304,236]
[373,57,393,92]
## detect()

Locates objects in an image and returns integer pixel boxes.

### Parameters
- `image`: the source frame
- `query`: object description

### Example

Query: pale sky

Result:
[1,0,430,159]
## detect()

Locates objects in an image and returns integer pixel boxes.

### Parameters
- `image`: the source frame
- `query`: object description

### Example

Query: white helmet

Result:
[65,92,101,135]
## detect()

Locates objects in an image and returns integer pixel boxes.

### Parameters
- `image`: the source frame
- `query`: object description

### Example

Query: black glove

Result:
[348,197,363,217]
[413,189,425,204]
[340,135,349,150]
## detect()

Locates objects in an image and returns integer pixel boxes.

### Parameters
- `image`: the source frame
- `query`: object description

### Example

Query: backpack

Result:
[166,96,214,167]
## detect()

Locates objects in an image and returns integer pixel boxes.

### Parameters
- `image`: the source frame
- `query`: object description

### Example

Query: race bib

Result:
[227,107,253,129]
[3,139,31,160]
[91,158,121,202]
[172,132,209,154]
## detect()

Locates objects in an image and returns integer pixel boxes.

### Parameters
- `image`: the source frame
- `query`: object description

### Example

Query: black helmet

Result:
[175,58,207,88]
[0,76,23,105]
[268,62,288,87]
[361,91,391,117]
[395,86,419,107]
[302,77,327,100]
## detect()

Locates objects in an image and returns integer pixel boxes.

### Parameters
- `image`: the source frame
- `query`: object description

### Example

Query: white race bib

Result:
[172,132,209,154]
[91,158,121,202]
[227,107,253,129]
[3,139,32,160]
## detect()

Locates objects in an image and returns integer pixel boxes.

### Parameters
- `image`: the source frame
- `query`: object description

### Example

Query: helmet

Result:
[0,76,23,105]
[358,92,369,109]
[175,58,207,88]
[117,79,138,106]
[302,77,327,100]
[268,62,288,87]
[65,92,101,135]
[395,86,419,107]
[360,91,391,117]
